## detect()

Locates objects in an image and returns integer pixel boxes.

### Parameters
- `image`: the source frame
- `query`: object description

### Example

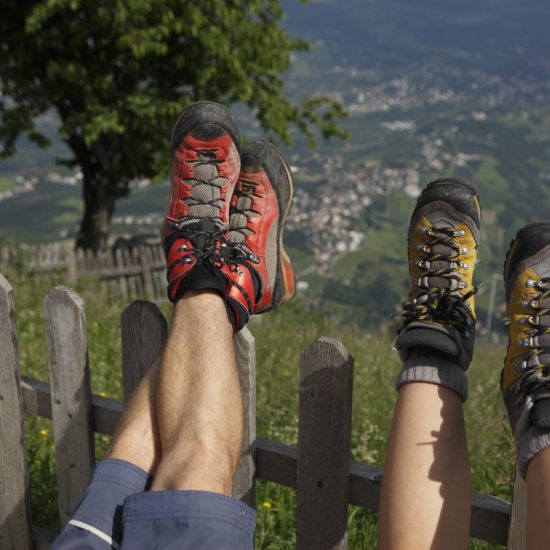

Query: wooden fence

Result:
[0,274,525,549]
[0,242,166,301]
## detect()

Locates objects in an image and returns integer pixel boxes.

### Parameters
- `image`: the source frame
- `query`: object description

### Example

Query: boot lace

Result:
[167,150,231,272]
[228,179,262,266]
[512,277,550,399]
[169,220,230,272]
[401,225,477,336]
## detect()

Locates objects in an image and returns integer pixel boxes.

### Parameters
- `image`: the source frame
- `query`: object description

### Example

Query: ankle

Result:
[397,346,469,401]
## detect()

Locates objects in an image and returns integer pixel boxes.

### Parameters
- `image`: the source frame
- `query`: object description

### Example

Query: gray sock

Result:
[517,426,550,477]
[395,347,469,401]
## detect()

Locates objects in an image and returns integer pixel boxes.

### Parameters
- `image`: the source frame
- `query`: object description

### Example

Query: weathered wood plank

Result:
[21,376,123,435]
[44,286,94,527]
[121,301,167,402]
[232,328,256,508]
[0,274,32,550]
[114,249,129,301]
[131,248,143,296]
[297,337,354,550]
[471,491,511,546]
[140,246,155,299]
[256,439,298,488]
[67,249,77,285]
[507,462,526,550]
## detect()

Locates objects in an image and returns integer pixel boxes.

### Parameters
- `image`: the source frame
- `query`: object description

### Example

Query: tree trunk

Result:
[75,178,116,252]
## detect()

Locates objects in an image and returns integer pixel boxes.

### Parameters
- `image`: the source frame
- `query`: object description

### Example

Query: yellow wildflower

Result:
[262,501,272,509]
[99,391,107,397]
[40,429,48,437]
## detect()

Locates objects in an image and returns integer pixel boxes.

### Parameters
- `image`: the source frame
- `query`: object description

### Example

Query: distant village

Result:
[2,62,550,279]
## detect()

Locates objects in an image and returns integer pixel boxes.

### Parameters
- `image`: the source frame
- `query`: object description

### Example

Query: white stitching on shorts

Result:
[67,519,121,549]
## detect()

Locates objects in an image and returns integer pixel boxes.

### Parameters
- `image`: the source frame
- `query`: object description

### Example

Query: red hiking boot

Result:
[225,141,295,330]
[162,102,241,301]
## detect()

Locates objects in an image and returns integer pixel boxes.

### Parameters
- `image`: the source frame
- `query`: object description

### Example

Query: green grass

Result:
[1,261,514,549]
[0,175,16,192]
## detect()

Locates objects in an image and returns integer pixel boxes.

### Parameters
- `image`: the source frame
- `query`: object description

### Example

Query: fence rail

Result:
[0,274,522,549]
[0,241,166,301]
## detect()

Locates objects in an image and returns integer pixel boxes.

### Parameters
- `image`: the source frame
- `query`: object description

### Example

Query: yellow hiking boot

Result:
[502,222,550,474]
[396,178,481,376]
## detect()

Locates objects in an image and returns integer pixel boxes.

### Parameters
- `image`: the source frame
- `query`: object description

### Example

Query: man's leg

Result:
[53,102,296,550]
[377,178,481,549]
[104,360,160,474]
[501,223,550,550]
[151,290,242,494]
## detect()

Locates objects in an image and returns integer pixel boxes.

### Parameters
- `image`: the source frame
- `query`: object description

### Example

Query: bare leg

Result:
[104,362,161,475]
[377,383,470,550]
[150,290,243,495]
[526,447,550,550]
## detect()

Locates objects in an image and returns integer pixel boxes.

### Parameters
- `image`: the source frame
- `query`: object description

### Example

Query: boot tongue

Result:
[187,151,228,219]
[182,219,223,250]
[228,188,259,253]
[425,244,456,290]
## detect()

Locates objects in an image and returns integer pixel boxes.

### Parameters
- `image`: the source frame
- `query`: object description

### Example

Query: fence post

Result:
[140,247,155,300]
[297,337,353,550]
[115,249,129,302]
[0,275,32,549]
[232,328,256,508]
[44,286,94,527]
[121,301,168,401]
[507,463,526,549]
[67,249,77,285]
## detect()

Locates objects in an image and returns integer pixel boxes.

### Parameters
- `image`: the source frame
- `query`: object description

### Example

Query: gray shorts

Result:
[52,459,255,550]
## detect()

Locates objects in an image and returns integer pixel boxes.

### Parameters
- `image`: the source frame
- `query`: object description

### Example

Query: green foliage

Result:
[0,0,347,165]
[0,0,347,248]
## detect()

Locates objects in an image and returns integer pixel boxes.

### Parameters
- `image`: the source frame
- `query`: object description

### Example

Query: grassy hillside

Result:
[2,259,514,549]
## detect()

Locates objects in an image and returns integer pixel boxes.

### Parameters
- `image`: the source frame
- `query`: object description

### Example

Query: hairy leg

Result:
[104,361,161,475]
[150,290,243,495]
[377,383,470,550]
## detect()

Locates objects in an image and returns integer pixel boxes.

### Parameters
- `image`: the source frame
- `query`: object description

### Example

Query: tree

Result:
[0,0,347,251]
